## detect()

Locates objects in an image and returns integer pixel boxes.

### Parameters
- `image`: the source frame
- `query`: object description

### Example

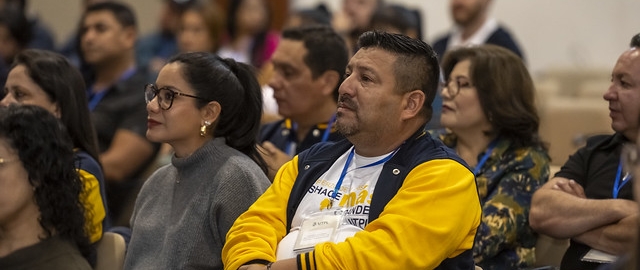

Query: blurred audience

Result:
[432,45,549,269]
[136,0,194,81]
[58,0,112,68]
[0,0,55,51]
[332,0,382,54]
[1,49,107,244]
[79,1,159,227]
[218,0,278,69]
[284,4,331,28]
[530,45,640,270]
[177,0,225,54]
[0,105,93,269]
[124,52,270,269]
[433,0,524,60]
[259,25,348,180]
[370,3,422,40]
[0,4,30,88]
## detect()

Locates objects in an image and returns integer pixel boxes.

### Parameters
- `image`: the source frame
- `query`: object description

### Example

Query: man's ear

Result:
[201,101,222,124]
[401,90,425,120]
[122,26,137,49]
[318,70,340,97]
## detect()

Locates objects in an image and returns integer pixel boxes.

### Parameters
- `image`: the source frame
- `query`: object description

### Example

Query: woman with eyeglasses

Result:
[0,49,106,244]
[124,52,270,269]
[0,105,93,269]
[429,45,550,269]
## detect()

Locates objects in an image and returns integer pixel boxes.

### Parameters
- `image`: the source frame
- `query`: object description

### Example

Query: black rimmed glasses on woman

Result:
[144,83,207,110]
[440,77,474,98]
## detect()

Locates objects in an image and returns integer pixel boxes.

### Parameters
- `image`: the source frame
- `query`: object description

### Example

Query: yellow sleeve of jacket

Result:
[223,155,300,270]
[78,168,106,243]
[298,159,481,270]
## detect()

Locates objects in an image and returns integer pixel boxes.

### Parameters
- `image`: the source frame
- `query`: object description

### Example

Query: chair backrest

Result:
[94,232,126,270]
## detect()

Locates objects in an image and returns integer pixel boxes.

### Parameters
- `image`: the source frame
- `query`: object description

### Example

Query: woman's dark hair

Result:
[11,49,101,163]
[441,44,546,150]
[0,104,93,263]
[226,0,271,68]
[168,52,267,173]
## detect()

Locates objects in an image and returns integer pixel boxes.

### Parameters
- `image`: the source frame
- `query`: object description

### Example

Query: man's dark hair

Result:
[84,1,137,29]
[357,30,439,121]
[282,25,349,101]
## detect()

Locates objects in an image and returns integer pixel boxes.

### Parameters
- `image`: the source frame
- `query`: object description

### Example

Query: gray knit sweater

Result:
[124,138,270,270]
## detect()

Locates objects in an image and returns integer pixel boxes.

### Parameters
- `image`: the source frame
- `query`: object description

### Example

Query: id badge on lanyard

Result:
[293,213,344,254]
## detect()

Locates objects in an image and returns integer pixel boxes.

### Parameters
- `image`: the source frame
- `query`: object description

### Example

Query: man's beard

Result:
[336,94,359,137]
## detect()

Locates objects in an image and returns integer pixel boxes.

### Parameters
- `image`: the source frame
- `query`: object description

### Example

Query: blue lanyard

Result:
[330,147,399,203]
[87,90,108,111]
[321,114,337,142]
[473,139,498,176]
[87,67,136,111]
[284,114,336,156]
[613,160,632,199]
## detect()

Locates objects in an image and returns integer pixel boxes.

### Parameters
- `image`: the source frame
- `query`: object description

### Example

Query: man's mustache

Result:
[338,95,357,110]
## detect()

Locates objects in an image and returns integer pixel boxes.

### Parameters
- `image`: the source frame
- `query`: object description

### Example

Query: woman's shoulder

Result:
[0,236,92,270]
[74,150,103,179]
[508,142,550,163]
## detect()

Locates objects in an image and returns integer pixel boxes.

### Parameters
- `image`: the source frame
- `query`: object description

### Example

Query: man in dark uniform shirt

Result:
[259,25,349,180]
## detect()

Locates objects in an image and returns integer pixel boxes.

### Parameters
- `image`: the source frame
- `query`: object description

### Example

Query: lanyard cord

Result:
[472,139,499,176]
[330,147,399,203]
[613,160,632,199]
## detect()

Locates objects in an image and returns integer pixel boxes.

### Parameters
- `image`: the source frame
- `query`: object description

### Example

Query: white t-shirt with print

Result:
[276,147,395,259]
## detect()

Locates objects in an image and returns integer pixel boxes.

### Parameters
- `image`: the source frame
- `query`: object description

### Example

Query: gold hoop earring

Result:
[200,121,211,137]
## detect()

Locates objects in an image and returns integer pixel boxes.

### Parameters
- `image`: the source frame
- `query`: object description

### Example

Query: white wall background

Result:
[28,0,640,76]
[293,0,640,75]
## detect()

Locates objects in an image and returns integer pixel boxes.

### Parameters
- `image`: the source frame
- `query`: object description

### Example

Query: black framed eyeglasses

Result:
[440,77,474,98]
[144,83,207,110]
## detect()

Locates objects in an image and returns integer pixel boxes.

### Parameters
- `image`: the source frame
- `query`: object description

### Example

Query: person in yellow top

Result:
[223,31,481,270]
[1,49,107,243]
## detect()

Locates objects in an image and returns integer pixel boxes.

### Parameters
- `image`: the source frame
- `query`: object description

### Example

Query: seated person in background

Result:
[1,49,107,244]
[218,0,278,69]
[284,4,332,28]
[0,3,31,88]
[79,2,159,226]
[259,25,348,180]
[136,0,194,81]
[124,52,271,270]
[370,3,422,40]
[177,0,224,54]
[529,45,640,270]
[0,105,93,269]
[223,31,481,270]
[431,45,550,269]
[332,0,381,55]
